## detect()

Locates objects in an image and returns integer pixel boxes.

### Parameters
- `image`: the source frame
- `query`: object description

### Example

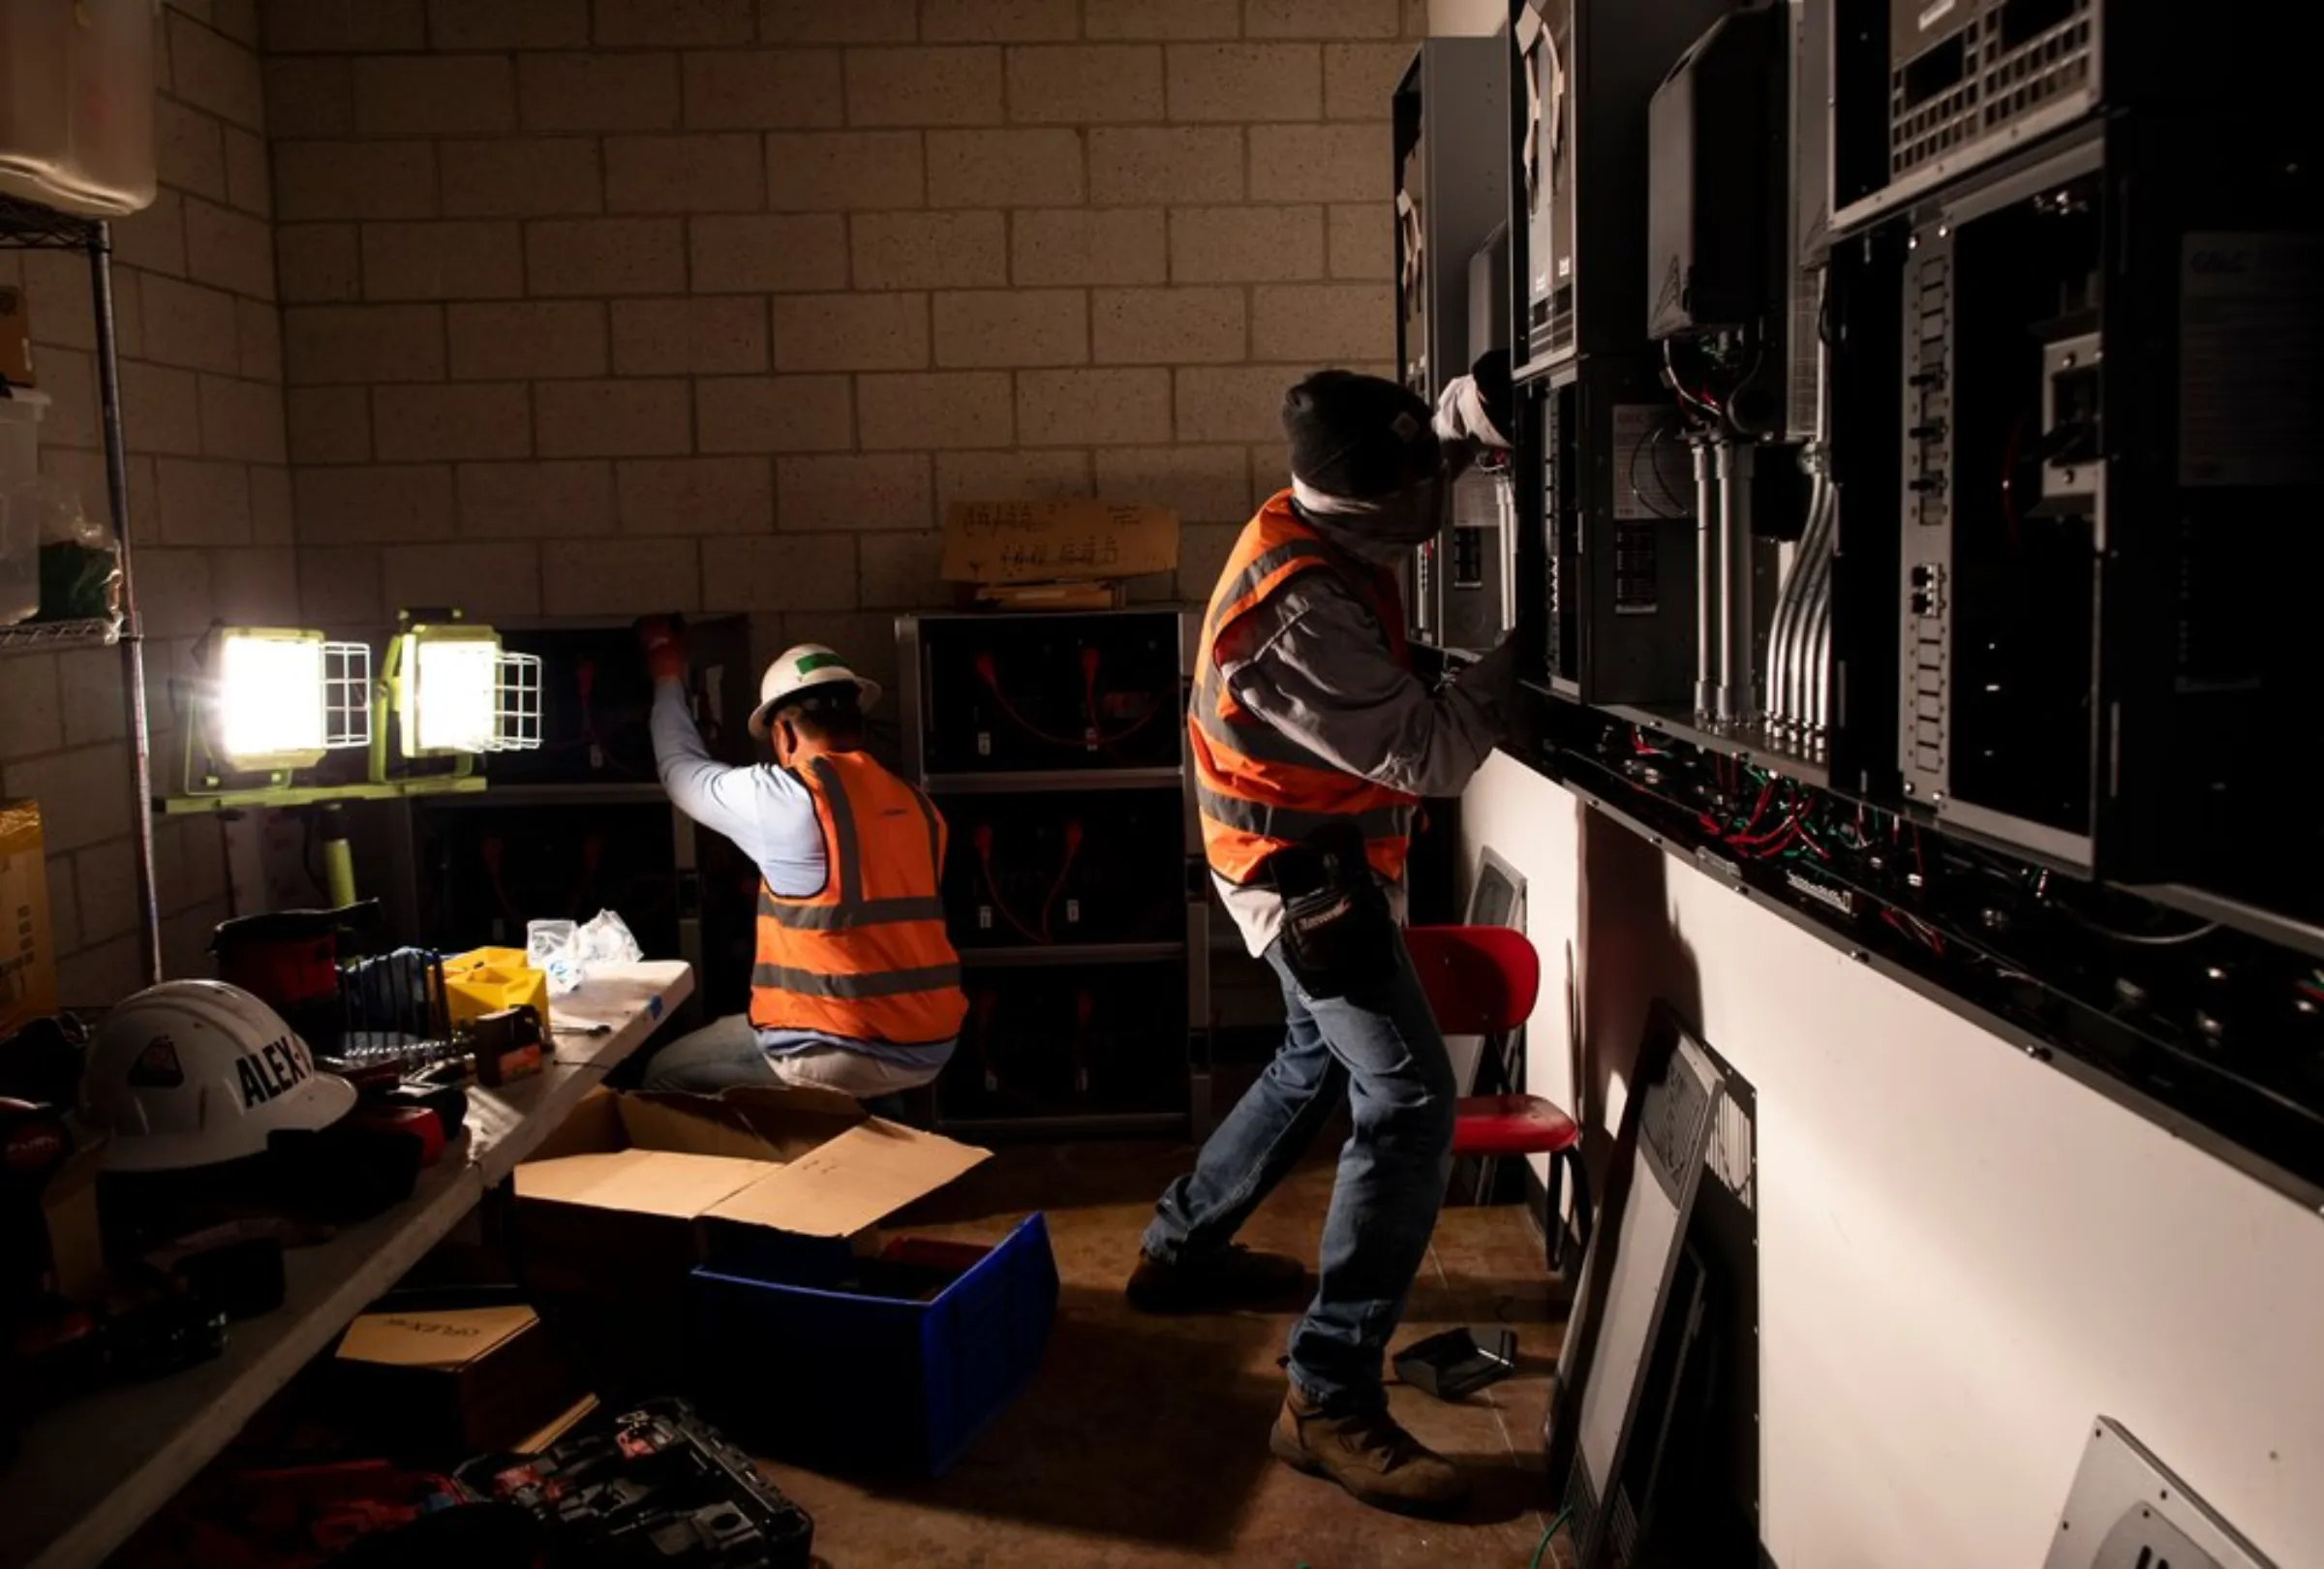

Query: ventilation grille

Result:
[1889,0,2094,177]
[1708,1093,1756,1209]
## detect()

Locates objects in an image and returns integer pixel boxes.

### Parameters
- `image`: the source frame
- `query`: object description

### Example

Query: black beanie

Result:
[1280,370,1442,500]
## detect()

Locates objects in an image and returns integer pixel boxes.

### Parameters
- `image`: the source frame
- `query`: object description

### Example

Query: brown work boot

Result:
[1269,1386,1471,1517]
[1124,1245,1310,1313]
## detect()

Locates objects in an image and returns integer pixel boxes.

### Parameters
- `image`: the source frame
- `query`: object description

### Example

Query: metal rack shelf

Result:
[0,617,121,657]
[920,765,1187,795]
[961,940,1187,969]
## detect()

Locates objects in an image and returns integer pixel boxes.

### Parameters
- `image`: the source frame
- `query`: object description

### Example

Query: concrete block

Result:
[527,218,689,295]
[856,370,1013,449]
[1094,443,1250,523]
[685,49,844,129]
[382,541,543,620]
[923,0,1077,41]
[277,224,362,303]
[542,538,703,614]
[1088,126,1242,203]
[1093,286,1245,364]
[844,46,1003,127]
[617,456,775,535]
[1017,367,1171,446]
[155,96,227,203]
[535,379,695,457]
[1,747,135,854]
[287,386,370,464]
[519,51,683,131]
[1176,364,1297,442]
[457,460,619,537]
[205,545,303,627]
[121,362,206,456]
[593,0,754,46]
[605,134,766,214]
[250,464,295,544]
[352,55,518,136]
[613,297,769,376]
[765,131,926,211]
[57,645,126,748]
[852,211,1007,291]
[185,198,277,300]
[0,655,62,755]
[238,297,284,383]
[1085,0,1239,39]
[448,301,611,380]
[374,384,534,462]
[112,191,190,277]
[361,221,526,301]
[224,127,270,220]
[690,215,850,292]
[285,304,445,385]
[1249,123,1379,202]
[1248,0,1397,37]
[758,0,915,42]
[1325,42,1413,118]
[770,292,929,371]
[274,142,437,222]
[429,0,591,47]
[1012,207,1167,286]
[1329,201,1391,280]
[933,289,1087,367]
[441,138,604,218]
[856,529,942,608]
[133,547,219,639]
[138,276,242,374]
[1170,203,1324,282]
[298,545,387,624]
[294,464,457,544]
[776,453,933,530]
[1006,46,1165,123]
[934,447,1091,505]
[695,374,855,451]
[701,534,857,610]
[261,0,425,52]
[167,10,263,131]
[1175,517,1241,599]
[1166,44,1319,121]
[927,130,1085,208]
[1250,281,1395,361]
[155,458,252,546]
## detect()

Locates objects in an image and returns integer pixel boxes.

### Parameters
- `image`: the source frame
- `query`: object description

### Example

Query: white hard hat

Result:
[82,980,358,1173]
[749,643,881,739]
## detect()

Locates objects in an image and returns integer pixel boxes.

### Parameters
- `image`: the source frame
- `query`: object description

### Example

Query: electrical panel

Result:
[1431,227,1521,657]
[908,611,1185,779]
[1511,0,1736,377]
[1537,357,1700,707]
[483,618,753,785]
[1886,119,2323,893]
[1394,39,1509,406]
[1829,0,2289,236]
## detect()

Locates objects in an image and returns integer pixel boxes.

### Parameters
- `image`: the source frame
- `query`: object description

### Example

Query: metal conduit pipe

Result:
[1693,438,1719,721]
[1714,442,1756,725]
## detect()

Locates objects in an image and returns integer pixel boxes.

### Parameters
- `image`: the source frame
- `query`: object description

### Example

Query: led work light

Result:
[388,618,543,758]
[207,627,371,770]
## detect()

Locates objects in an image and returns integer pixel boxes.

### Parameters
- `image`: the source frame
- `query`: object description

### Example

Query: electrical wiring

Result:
[2053,909,2222,947]
[973,648,1159,753]
[1529,1505,1574,1569]
[1038,820,1086,942]
[1626,418,1690,519]
[972,823,1051,945]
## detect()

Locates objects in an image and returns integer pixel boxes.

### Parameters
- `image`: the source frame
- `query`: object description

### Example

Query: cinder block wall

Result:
[2,0,293,1002]
[262,0,1418,694]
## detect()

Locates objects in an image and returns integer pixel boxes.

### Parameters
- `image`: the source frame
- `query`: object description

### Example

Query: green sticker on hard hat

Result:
[794,652,846,675]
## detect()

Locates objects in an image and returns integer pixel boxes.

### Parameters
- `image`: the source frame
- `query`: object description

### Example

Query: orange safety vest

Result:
[750,750,967,1046]
[1190,491,1420,886]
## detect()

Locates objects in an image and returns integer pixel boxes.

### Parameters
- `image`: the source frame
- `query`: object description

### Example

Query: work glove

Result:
[635,614,688,683]
[1432,349,1514,452]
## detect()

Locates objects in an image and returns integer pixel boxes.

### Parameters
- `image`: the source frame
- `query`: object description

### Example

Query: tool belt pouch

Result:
[1269,823,1394,1000]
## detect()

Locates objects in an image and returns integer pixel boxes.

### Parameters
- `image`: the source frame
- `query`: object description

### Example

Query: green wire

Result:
[1529,1506,1575,1569]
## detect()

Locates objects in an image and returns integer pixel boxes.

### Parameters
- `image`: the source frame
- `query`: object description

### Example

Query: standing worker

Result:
[1127,364,1523,1516]
[635,626,964,1104]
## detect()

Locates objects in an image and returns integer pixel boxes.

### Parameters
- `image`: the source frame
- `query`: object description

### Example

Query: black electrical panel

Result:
[1881,119,2323,897]
[1511,0,1737,378]
[413,800,688,958]
[911,613,1185,779]
[1394,39,1510,406]
[944,962,1193,1123]
[941,790,1189,951]
[481,618,754,785]
[1829,0,2291,235]
[1433,226,1521,657]
[1537,357,1700,707]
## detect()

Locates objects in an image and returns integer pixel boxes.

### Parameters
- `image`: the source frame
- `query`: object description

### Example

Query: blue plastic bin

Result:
[687,1212,1057,1475]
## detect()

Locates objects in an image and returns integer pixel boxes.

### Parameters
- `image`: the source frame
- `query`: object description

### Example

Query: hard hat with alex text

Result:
[749,644,882,738]
[81,980,357,1172]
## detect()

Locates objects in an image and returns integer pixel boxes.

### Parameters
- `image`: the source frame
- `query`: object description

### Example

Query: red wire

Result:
[1911,827,1927,882]
[973,825,1049,945]
[1039,822,1085,941]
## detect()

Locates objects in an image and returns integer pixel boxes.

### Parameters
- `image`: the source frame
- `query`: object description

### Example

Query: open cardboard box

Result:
[512,1085,991,1295]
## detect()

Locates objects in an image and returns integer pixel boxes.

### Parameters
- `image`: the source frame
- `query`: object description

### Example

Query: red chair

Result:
[1404,925,1591,1269]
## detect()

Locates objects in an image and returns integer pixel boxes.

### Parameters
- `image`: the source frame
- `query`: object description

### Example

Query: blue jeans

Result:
[1143,938,1457,1412]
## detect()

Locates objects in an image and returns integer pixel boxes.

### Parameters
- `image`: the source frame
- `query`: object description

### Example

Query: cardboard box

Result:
[967,580,1128,611]
[0,800,59,1037]
[332,1304,592,1455]
[940,499,1178,588]
[0,285,32,387]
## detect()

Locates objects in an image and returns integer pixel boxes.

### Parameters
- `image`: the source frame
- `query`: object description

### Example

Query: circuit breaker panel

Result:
[1394,38,1508,408]
[1433,227,1520,657]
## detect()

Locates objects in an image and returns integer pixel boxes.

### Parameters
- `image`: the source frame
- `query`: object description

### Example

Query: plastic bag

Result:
[526,910,643,997]
[23,477,119,623]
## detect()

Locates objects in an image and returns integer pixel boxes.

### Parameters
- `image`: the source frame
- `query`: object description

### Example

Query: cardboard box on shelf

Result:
[940,499,1177,610]
[0,285,32,387]
[332,1303,593,1456]
[0,800,59,1038]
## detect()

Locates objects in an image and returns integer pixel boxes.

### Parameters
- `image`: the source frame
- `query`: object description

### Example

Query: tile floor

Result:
[761,1142,1572,1569]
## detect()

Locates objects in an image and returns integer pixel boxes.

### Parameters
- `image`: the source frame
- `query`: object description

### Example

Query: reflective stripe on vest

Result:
[749,753,966,1046]
[1190,492,1420,887]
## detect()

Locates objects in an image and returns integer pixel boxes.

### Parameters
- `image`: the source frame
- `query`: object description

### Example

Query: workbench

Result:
[0,960,695,1569]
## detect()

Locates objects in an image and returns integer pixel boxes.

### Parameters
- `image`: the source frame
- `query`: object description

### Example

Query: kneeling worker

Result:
[637,628,964,1102]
